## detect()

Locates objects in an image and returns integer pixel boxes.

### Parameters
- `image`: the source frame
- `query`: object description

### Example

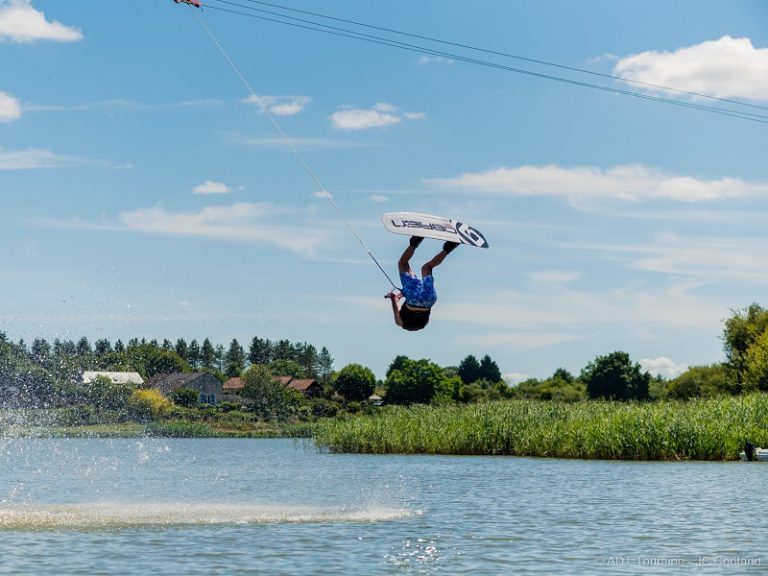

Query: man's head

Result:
[399,306,431,331]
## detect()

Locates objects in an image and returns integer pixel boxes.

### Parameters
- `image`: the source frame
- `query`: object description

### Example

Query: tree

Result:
[581,351,650,401]
[744,331,768,392]
[272,339,294,361]
[127,344,188,378]
[479,354,502,382]
[200,338,216,370]
[249,336,272,365]
[175,338,188,361]
[333,363,376,402]
[215,343,226,372]
[187,339,201,368]
[31,338,52,367]
[296,343,319,379]
[128,388,172,422]
[94,339,112,356]
[173,387,199,407]
[666,364,734,399]
[457,355,482,384]
[241,365,299,421]
[83,375,132,414]
[317,346,334,384]
[386,354,409,378]
[269,359,306,379]
[76,337,91,356]
[386,358,452,405]
[723,304,768,388]
[225,338,246,378]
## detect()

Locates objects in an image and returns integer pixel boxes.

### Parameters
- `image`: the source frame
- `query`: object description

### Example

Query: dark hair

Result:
[399,305,431,331]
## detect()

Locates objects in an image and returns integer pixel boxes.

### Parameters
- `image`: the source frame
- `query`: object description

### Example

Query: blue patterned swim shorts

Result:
[400,272,437,308]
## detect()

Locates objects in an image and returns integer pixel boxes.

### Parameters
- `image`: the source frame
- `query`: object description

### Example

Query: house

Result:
[222,377,244,393]
[223,374,322,399]
[81,371,144,386]
[146,372,223,404]
[283,377,323,398]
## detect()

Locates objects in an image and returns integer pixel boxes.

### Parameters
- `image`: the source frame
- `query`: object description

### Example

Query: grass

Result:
[313,394,768,460]
[1,419,313,439]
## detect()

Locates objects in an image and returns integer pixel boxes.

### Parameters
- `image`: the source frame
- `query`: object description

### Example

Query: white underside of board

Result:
[382,212,489,248]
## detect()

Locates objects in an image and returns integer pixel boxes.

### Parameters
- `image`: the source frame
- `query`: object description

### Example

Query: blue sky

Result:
[2,0,767,381]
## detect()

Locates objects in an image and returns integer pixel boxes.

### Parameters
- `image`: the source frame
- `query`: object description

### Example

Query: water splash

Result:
[0,502,411,530]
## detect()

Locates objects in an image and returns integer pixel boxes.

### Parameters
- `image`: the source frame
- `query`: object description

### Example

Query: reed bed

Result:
[314,394,768,460]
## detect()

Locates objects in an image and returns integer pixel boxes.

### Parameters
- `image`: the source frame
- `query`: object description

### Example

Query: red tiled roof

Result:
[287,378,319,392]
[223,377,244,390]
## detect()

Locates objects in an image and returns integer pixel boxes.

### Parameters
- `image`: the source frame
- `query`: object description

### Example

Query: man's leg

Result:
[421,241,458,277]
[399,236,423,274]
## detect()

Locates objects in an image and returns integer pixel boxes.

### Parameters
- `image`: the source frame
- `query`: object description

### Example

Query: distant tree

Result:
[744,331,768,392]
[552,368,574,383]
[269,359,306,379]
[272,339,294,362]
[114,339,125,353]
[479,354,502,382]
[187,339,201,369]
[214,344,226,372]
[581,351,650,401]
[172,387,199,408]
[457,355,482,384]
[249,336,272,365]
[200,338,216,370]
[296,343,319,379]
[333,364,376,402]
[127,344,188,378]
[666,364,734,399]
[722,303,768,387]
[175,338,188,361]
[31,338,52,367]
[83,375,132,414]
[224,339,246,377]
[94,339,112,356]
[128,388,172,422]
[241,365,300,421]
[386,355,409,378]
[76,337,91,356]
[317,346,334,384]
[386,358,452,405]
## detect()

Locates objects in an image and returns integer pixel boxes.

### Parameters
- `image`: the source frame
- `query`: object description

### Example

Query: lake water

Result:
[0,438,765,575]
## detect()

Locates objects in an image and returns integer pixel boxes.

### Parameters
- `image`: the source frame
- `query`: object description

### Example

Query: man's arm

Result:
[387,292,403,327]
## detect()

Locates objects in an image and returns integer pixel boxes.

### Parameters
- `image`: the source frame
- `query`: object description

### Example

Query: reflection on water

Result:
[0,438,766,575]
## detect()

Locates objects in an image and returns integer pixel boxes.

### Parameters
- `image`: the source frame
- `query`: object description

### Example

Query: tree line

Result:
[2,302,767,414]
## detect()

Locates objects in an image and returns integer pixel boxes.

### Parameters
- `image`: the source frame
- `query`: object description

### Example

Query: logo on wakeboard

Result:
[389,219,458,234]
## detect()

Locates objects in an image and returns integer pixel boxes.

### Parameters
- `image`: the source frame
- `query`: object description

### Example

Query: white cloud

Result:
[0,91,21,122]
[418,55,454,66]
[193,180,231,195]
[369,194,390,203]
[0,147,80,169]
[640,357,688,379]
[331,102,425,131]
[426,164,768,203]
[527,270,581,285]
[230,133,352,151]
[0,0,82,43]
[118,203,331,257]
[613,36,768,101]
[244,94,311,116]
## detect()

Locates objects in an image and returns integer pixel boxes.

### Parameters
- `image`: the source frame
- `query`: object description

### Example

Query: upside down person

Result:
[386,236,459,331]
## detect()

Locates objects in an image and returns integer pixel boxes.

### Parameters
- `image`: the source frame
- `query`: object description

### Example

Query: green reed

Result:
[314,394,768,460]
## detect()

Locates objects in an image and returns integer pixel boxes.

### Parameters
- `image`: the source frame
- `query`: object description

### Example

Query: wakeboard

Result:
[382,212,489,248]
